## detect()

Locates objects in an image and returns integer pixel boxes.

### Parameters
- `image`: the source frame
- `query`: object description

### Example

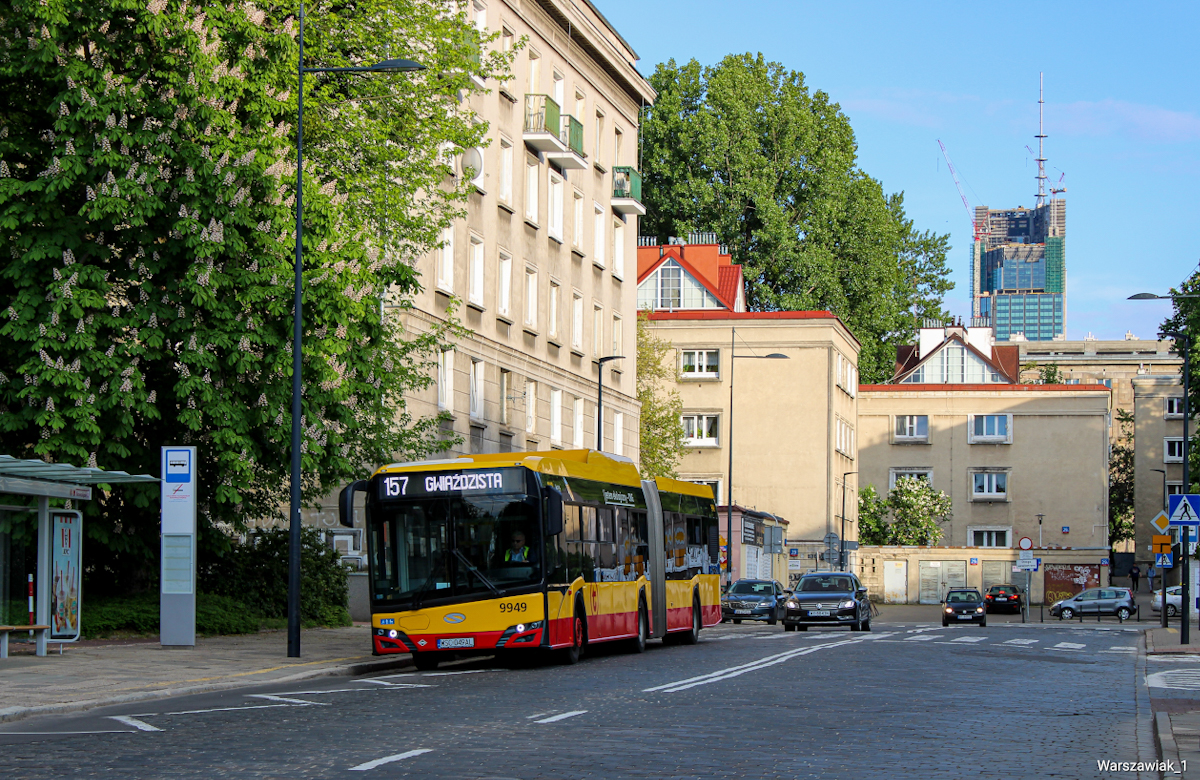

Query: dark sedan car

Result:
[721,579,787,624]
[984,584,1023,614]
[782,572,872,632]
[942,589,986,626]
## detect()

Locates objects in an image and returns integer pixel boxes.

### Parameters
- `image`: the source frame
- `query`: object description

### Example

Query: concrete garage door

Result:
[981,560,1008,593]
[883,560,908,603]
[919,560,967,604]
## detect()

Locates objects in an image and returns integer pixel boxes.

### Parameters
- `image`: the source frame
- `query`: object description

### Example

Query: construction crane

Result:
[937,139,986,242]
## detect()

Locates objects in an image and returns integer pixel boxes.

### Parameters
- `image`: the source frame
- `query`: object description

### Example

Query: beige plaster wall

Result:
[1133,375,1185,563]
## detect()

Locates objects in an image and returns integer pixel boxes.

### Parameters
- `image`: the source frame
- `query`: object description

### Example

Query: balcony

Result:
[545,114,587,169]
[611,166,645,216]
[523,95,568,154]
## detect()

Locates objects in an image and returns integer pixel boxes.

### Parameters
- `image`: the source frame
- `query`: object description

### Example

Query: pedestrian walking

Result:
[1147,564,1158,593]
[1130,564,1142,593]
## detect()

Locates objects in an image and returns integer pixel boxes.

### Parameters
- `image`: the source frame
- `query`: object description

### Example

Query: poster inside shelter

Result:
[51,511,82,640]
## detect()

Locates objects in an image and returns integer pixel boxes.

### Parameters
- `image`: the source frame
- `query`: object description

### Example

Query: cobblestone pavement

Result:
[0,619,1149,779]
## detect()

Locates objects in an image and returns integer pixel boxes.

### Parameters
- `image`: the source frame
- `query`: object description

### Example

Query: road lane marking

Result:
[525,712,550,719]
[534,711,587,723]
[644,637,864,693]
[950,637,987,643]
[904,635,936,641]
[1147,669,1200,690]
[1003,639,1038,645]
[165,704,289,715]
[1051,642,1086,651]
[1100,646,1136,653]
[106,715,162,732]
[349,749,433,771]
[358,680,434,688]
[419,669,499,677]
[246,694,330,706]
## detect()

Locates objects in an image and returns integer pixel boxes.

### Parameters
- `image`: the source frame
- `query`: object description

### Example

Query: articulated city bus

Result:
[338,450,721,669]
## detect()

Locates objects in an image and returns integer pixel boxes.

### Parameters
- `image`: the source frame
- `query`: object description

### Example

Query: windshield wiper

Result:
[410,571,439,610]
[451,548,503,597]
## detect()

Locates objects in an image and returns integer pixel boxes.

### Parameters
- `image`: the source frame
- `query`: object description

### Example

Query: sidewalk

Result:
[0,624,411,724]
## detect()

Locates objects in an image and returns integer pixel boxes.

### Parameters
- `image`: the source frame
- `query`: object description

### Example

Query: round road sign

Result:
[1018,536,1033,550]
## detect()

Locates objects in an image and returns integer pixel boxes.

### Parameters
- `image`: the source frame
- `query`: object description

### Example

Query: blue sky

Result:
[599,0,1200,340]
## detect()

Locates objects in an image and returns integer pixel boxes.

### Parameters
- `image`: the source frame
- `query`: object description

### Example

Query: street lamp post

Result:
[1131,292,1200,645]
[595,356,624,451]
[1153,468,1169,627]
[840,472,857,571]
[725,326,789,587]
[289,4,423,658]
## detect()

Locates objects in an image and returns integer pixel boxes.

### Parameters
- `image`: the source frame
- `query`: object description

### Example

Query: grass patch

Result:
[81,593,261,639]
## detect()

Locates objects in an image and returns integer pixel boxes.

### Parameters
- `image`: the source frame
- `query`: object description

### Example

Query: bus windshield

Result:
[371,493,541,607]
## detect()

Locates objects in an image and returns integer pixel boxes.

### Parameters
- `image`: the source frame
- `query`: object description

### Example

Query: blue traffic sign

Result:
[1169,494,1200,527]
[1158,552,1174,568]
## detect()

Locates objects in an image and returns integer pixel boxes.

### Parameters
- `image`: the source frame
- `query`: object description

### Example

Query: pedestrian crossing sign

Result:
[1169,495,1200,527]
[1157,552,1174,568]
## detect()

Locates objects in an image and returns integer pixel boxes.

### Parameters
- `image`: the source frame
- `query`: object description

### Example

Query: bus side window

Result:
[596,507,617,578]
[632,510,649,579]
[560,503,581,582]
[707,518,720,565]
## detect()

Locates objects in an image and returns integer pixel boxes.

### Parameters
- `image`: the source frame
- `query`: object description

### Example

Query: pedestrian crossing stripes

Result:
[1003,639,1038,645]
[878,633,1137,656]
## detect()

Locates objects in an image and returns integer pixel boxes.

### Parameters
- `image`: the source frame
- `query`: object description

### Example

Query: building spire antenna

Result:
[1036,72,1047,208]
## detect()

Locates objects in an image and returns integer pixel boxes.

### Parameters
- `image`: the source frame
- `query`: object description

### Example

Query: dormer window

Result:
[636,259,721,310]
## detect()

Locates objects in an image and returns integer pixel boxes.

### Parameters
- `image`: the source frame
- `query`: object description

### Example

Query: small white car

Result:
[1150,586,1182,616]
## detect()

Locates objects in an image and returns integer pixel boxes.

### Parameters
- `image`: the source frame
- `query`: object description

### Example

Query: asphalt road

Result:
[0,618,1149,779]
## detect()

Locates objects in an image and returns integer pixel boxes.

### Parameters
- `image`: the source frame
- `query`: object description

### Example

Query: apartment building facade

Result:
[402,0,654,462]
[1132,375,1186,560]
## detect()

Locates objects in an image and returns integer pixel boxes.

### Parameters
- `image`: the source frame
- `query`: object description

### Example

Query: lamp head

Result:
[369,58,425,72]
[1128,292,1164,300]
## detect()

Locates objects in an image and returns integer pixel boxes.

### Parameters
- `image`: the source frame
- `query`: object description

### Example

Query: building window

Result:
[895,415,929,441]
[499,138,513,204]
[613,411,625,456]
[889,468,932,490]
[1167,397,1185,418]
[836,418,855,458]
[524,267,538,329]
[525,158,539,224]
[682,413,719,447]
[572,396,584,447]
[612,220,625,279]
[497,252,512,317]
[635,259,722,310]
[611,314,622,357]
[548,171,564,241]
[689,479,721,502]
[437,349,455,411]
[500,369,511,426]
[548,281,560,340]
[968,414,1011,444]
[593,202,605,267]
[525,379,537,433]
[593,303,603,357]
[550,388,563,444]
[572,190,584,250]
[971,471,1008,500]
[468,235,484,307]
[613,126,623,168]
[552,70,563,108]
[528,48,540,94]
[593,110,604,167]
[571,292,583,351]
[469,359,484,419]
[681,349,719,378]
[501,26,513,53]
[1169,481,1185,496]
[437,226,454,291]
[971,529,1010,548]
[1166,438,1185,463]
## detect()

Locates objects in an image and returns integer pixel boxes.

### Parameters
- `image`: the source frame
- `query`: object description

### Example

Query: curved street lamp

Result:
[288,3,424,658]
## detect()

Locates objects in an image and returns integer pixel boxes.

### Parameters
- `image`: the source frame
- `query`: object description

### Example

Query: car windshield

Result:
[988,586,1013,594]
[730,581,774,595]
[947,592,980,603]
[370,492,540,606]
[799,576,853,593]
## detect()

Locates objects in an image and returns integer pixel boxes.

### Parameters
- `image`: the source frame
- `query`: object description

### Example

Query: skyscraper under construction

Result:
[969,74,1066,342]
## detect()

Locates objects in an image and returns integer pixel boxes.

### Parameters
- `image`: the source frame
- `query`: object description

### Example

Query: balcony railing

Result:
[613,166,642,202]
[560,115,585,157]
[524,94,561,136]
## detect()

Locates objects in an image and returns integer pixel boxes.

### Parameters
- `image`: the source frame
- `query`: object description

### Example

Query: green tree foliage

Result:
[1021,361,1064,384]
[1162,277,1200,491]
[636,311,685,478]
[1108,409,1135,547]
[856,477,951,546]
[0,0,511,590]
[640,54,952,382]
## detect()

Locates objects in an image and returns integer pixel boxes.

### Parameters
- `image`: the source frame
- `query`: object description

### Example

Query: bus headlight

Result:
[388,629,398,638]
[516,624,525,633]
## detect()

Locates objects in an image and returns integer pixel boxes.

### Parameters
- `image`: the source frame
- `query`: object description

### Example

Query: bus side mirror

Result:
[543,485,564,536]
[338,480,369,528]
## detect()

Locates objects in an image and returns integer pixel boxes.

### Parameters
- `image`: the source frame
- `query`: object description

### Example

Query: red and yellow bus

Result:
[338,449,722,669]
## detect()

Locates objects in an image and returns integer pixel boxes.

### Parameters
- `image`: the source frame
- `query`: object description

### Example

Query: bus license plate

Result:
[807,610,830,617]
[437,637,474,649]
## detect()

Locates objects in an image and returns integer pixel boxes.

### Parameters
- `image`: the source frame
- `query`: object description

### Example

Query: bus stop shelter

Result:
[0,455,159,655]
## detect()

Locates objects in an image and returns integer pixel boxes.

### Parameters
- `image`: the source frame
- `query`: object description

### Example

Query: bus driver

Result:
[504,531,536,564]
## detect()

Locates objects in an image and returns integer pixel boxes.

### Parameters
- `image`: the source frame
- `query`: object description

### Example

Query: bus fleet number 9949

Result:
[499,602,528,613]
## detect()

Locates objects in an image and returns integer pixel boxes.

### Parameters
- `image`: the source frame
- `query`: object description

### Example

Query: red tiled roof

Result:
[636,243,742,311]
[717,265,741,310]
[860,383,1112,392]
[648,310,836,321]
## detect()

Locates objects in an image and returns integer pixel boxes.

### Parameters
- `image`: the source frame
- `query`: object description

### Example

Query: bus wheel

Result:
[562,606,586,665]
[412,652,440,672]
[629,601,648,654]
[680,597,701,645]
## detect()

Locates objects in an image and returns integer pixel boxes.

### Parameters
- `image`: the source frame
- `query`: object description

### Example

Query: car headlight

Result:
[840,600,855,609]
[975,607,984,614]
[944,607,953,614]
[786,600,798,609]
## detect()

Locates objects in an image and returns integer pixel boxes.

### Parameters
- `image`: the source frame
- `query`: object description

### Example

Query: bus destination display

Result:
[377,468,523,500]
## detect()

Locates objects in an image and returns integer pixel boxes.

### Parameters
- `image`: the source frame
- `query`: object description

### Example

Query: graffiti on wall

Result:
[1043,564,1099,605]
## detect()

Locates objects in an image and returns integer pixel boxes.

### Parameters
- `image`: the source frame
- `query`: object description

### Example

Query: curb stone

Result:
[0,655,414,726]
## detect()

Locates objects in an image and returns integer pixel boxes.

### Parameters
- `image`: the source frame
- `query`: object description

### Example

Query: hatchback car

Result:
[782,572,872,632]
[1151,586,1182,617]
[721,579,787,624]
[1049,588,1136,621]
[984,584,1023,614]
[942,589,986,626]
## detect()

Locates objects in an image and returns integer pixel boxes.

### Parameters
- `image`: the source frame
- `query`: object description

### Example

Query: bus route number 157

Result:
[383,476,409,497]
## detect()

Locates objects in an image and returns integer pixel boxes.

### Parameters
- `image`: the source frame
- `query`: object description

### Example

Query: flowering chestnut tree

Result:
[0,0,512,583]
[858,477,951,546]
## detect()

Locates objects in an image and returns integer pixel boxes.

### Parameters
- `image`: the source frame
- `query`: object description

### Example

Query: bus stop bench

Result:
[0,625,50,658]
